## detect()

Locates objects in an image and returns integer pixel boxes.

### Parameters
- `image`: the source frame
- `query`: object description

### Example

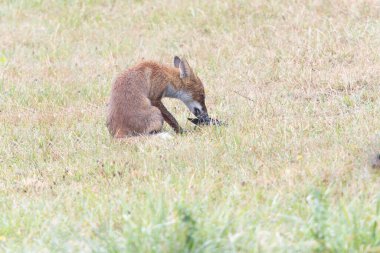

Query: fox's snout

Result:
[194,107,208,119]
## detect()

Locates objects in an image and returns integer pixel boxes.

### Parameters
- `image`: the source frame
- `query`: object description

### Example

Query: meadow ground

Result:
[1,0,380,252]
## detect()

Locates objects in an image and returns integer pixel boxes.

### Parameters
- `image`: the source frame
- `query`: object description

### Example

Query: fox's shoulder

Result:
[133,60,164,70]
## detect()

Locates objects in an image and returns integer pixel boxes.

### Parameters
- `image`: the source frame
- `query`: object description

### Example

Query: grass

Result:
[0,0,380,252]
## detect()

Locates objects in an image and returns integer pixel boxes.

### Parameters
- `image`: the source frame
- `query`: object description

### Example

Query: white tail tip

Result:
[155,132,173,140]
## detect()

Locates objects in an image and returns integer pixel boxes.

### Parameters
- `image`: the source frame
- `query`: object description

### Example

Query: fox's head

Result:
[172,56,209,121]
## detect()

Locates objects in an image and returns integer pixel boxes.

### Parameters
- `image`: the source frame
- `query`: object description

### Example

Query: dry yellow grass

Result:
[1,0,380,252]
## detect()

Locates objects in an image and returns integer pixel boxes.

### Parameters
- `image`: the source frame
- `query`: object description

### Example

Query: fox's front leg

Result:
[152,100,183,134]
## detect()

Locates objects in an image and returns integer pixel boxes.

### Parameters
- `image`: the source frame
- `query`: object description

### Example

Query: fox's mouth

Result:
[196,113,210,123]
[193,108,210,123]
[190,105,224,126]
[188,115,224,126]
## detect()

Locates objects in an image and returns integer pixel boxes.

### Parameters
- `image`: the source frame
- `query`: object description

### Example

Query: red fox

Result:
[106,56,209,138]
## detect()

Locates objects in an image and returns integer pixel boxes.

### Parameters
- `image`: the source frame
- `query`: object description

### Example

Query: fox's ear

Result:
[179,58,192,78]
[174,56,181,68]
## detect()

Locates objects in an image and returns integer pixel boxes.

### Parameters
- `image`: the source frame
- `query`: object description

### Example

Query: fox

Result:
[106,56,210,138]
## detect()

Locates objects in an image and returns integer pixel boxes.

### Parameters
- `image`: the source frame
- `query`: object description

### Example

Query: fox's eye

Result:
[194,108,201,116]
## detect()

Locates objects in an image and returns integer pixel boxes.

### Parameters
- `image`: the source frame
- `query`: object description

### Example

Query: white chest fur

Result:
[164,84,202,114]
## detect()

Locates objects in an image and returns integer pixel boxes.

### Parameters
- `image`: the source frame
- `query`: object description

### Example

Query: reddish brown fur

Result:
[106,57,206,138]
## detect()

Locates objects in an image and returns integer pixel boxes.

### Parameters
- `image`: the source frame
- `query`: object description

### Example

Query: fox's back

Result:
[106,61,171,137]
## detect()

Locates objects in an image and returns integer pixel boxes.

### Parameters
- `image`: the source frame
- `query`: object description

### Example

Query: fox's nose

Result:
[194,108,209,122]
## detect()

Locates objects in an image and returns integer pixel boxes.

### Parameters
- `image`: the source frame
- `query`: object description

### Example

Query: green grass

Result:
[1,0,380,252]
